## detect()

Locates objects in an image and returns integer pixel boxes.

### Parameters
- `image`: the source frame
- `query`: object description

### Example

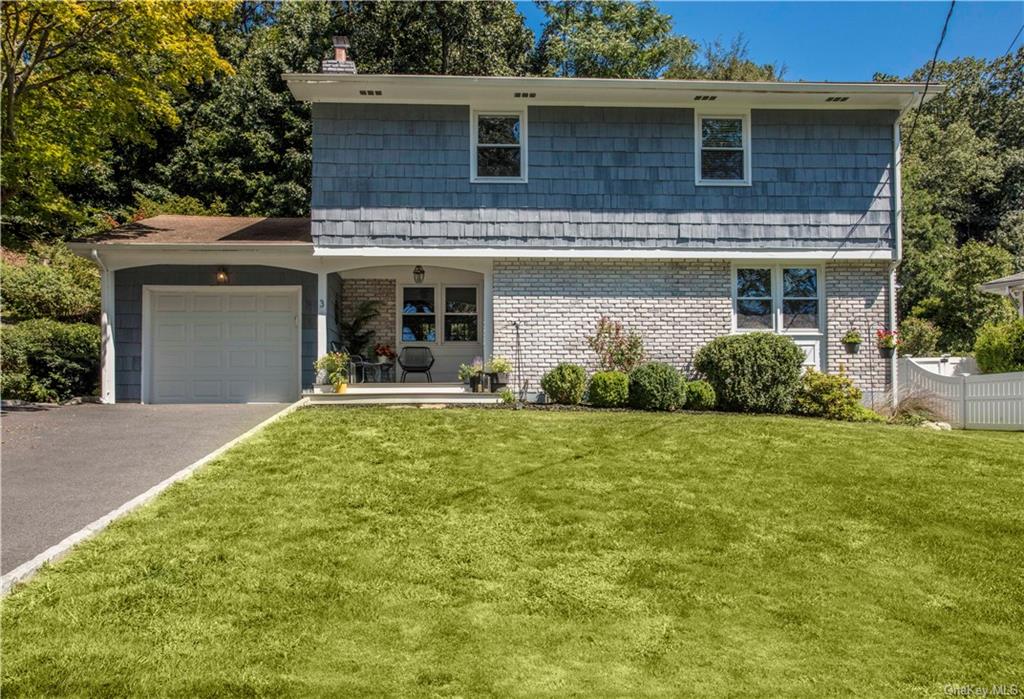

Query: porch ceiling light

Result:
[216,267,229,284]
[413,265,425,283]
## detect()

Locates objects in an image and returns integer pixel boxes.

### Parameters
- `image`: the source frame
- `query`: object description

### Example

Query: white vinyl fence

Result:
[899,357,1024,431]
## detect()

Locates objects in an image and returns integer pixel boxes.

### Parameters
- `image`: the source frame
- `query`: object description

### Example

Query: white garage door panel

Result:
[148,289,299,404]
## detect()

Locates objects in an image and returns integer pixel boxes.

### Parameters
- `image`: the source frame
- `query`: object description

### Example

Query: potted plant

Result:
[876,328,898,359]
[842,329,863,354]
[374,343,396,364]
[314,351,350,394]
[485,356,512,392]
[458,357,486,392]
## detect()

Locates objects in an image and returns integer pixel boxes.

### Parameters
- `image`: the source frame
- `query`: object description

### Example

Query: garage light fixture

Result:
[413,265,425,283]
[216,267,229,284]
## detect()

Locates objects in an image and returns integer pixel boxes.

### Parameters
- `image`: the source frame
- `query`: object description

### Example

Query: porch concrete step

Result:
[304,383,502,405]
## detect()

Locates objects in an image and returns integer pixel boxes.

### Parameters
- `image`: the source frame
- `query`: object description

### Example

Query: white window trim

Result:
[695,110,751,187]
[730,264,824,336]
[470,108,528,184]
[397,283,483,346]
[441,284,481,344]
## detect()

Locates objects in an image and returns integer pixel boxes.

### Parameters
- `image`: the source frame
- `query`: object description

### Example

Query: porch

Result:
[304,382,502,405]
[319,262,492,385]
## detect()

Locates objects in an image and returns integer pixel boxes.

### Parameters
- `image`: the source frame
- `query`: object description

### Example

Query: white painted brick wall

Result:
[493,259,893,399]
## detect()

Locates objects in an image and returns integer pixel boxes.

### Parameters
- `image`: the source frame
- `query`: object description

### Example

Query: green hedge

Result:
[693,333,804,413]
[588,371,629,408]
[1,243,99,323]
[684,380,716,410]
[1,319,101,402]
[974,319,1024,374]
[792,369,879,422]
[628,362,685,411]
[540,363,587,405]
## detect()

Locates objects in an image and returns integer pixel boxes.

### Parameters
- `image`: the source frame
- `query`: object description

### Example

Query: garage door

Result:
[148,288,300,403]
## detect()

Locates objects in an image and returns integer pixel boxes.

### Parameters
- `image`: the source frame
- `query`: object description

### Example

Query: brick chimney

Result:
[321,36,356,74]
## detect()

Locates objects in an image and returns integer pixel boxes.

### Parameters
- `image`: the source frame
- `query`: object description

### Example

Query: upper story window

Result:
[471,109,527,183]
[696,112,750,186]
[733,265,822,334]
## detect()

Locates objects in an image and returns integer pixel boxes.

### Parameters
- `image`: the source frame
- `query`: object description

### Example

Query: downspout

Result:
[888,261,899,411]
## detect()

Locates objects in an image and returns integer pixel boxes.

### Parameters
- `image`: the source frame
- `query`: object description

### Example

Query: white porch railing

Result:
[899,357,1024,431]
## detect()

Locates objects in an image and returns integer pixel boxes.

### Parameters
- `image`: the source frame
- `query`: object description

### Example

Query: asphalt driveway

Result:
[1,402,287,575]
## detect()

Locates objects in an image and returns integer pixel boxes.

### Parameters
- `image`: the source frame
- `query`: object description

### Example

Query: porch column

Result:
[98,262,116,404]
[483,265,494,361]
[317,270,328,358]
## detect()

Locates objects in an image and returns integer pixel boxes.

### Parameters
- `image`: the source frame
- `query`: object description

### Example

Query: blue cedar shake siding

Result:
[113,266,317,402]
[311,104,897,250]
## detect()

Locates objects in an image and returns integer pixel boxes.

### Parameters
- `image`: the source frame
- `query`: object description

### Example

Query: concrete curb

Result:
[1,398,309,596]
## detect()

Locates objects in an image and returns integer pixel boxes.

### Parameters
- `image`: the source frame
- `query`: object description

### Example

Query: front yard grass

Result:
[2,408,1022,696]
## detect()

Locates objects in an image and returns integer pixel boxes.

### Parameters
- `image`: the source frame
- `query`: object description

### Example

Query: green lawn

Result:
[3,408,1023,697]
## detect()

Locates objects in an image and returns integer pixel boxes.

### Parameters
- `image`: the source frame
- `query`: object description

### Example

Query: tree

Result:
[666,36,783,81]
[0,0,231,239]
[533,0,692,78]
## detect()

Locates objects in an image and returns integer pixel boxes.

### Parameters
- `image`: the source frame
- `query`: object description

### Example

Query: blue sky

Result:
[517,1,1023,81]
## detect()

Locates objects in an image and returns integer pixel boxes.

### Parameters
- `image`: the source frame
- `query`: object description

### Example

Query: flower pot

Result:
[335,382,348,394]
[469,374,484,393]
[313,383,335,395]
[487,372,509,392]
[844,341,861,354]
[879,347,895,359]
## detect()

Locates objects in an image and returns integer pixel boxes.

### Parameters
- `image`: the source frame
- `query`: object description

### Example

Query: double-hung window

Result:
[444,287,478,342]
[733,266,822,333]
[401,286,480,344]
[471,110,526,182]
[402,287,436,342]
[696,113,750,185]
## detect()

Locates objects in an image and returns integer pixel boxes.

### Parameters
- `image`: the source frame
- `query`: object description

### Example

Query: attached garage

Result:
[144,286,302,404]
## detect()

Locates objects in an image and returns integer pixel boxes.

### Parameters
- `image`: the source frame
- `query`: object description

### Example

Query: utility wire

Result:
[903,0,956,156]
[1003,23,1023,57]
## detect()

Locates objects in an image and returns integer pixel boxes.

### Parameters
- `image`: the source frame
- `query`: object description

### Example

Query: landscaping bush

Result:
[628,362,685,411]
[693,333,804,413]
[1,319,101,402]
[0,242,99,323]
[684,379,716,410]
[540,363,587,405]
[898,317,941,357]
[974,319,1024,373]
[792,369,879,421]
[588,370,629,408]
[586,316,646,373]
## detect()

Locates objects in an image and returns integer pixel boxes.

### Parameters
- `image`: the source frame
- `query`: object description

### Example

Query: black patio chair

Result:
[397,346,434,383]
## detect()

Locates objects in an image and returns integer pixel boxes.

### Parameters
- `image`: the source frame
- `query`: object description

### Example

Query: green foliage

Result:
[684,379,716,411]
[486,356,513,374]
[337,300,380,357]
[587,370,629,408]
[313,351,350,385]
[898,317,941,357]
[627,362,685,411]
[1,319,100,402]
[916,241,1016,352]
[540,363,587,405]
[974,319,1024,374]
[693,333,805,414]
[1,243,99,323]
[586,316,646,373]
[792,369,877,422]
[1,0,231,239]
[499,387,517,405]
[665,35,783,81]
[841,330,863,345]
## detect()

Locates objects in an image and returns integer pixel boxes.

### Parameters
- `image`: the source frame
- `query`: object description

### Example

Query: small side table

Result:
[363,361,395,383]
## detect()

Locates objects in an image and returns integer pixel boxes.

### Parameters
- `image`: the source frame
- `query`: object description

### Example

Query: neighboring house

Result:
[980,271,1024,317]
[72,38,939,404]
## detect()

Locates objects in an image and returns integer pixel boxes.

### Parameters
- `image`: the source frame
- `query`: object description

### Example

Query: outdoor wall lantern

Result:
[413,265,425,283]
[215,267,230,284]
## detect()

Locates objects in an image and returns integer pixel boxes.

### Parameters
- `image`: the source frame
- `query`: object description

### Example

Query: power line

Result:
[903,0,956,156]
[1004,23,1023,57]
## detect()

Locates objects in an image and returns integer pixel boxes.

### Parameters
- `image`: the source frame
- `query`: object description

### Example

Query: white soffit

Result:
[284,73,941,110]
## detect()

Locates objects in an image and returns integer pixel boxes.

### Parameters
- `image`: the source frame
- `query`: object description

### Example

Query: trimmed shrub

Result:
[540,363,587,405]
[693,333,804,413]
[898,317,940,357]
[974,319,1024,374]
[586,316,646,372]
[1,319,101,402]
[792,369,878,421]
[0,242,99,323]
[685,379,716,411]
[588,371,629,408]
[628,362,685,411]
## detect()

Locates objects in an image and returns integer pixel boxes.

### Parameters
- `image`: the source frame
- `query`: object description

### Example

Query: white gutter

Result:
[312,246,897,261]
